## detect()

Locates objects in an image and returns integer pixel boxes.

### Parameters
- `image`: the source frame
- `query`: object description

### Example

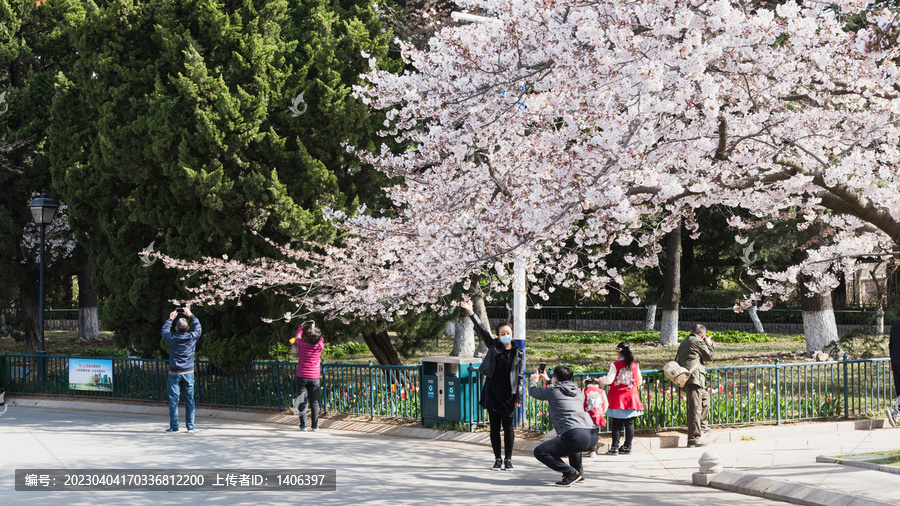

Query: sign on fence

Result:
[68,358,113,392]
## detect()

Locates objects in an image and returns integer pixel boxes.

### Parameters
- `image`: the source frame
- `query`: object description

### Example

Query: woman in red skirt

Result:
[598,342,643,455]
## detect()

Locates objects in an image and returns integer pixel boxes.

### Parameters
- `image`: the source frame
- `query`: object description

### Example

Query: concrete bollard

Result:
[692,451,723,486]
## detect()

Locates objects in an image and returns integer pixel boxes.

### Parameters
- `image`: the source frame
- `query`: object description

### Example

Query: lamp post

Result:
[28,192,58,372]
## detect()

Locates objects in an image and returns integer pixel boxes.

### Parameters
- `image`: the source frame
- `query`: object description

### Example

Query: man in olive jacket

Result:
[676,324,715,447]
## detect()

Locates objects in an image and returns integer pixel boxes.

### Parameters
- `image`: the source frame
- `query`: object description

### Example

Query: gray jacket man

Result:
[528,365,598,486]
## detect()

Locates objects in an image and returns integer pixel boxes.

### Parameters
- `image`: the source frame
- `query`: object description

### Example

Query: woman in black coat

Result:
[460,300,525,471]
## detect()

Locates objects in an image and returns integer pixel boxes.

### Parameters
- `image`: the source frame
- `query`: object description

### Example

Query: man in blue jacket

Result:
[161,308,202,433]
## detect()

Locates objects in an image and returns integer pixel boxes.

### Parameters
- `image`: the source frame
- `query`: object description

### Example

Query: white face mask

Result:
[499,335,513,345]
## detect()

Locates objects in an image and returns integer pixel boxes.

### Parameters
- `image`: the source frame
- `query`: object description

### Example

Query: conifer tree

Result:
[49,0,398,369]
[0,0,82,352]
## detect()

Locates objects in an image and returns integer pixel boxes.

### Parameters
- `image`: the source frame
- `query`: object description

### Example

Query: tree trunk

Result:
[800,276,839,355]
[361,329,401,365]
[450,313,475,357]
[0,286,13,337]
[748,305,765,334]
[831,272,847,309]
[606,281,621,305]
[871,264,886,334]
[681,229,695,304]
[659,223,681,346]
[644,304,657,331]
[470,273,490,358]
[78,259,100,341]
[451,273,486,358]
[20,283,41,355]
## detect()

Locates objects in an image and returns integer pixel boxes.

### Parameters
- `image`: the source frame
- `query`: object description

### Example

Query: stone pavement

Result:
[1,397,899,505]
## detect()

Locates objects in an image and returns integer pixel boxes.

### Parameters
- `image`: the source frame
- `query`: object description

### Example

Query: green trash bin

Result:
[421,356,482,428]
[0,354,9,390]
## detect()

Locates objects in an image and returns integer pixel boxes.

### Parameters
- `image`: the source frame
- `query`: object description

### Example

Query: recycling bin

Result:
[421,356,482,428]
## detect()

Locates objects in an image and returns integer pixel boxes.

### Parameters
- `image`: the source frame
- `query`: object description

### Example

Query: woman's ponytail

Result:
[616,342,635,367]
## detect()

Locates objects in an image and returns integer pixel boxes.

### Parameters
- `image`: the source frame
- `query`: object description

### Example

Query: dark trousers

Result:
[488,410,515,459]
[685,384,710,443]
[295,377,320,428]
[534,427,598,476]
[892,362,900,403]
[609,417,635,450]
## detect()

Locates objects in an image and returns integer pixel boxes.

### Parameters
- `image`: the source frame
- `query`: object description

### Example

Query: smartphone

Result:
[538,363,547,374]
[176,308,185,314]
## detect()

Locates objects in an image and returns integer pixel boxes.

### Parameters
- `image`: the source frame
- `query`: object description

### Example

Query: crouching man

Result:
[529,365,599,486]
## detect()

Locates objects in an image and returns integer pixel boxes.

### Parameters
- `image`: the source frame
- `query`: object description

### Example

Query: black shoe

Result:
[492,458,502,471]
[606,447,619,455]
[503,459,513,471]
[687,439,709,448]
[619,447,632,455]
[555,472,584,487]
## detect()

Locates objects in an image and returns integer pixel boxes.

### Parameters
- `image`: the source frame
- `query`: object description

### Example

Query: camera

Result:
[175,308,185,314]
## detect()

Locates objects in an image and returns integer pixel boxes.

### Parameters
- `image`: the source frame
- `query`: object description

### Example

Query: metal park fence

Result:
[485,306,879,333]
[39,309,104,332]
[33,306,877,334]
[1,354,893,433]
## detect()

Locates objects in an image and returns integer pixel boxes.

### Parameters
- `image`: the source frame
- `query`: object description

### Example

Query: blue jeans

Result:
[167,373,195,430]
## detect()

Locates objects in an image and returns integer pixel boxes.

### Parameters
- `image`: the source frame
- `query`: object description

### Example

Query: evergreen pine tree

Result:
[49,0,399,369]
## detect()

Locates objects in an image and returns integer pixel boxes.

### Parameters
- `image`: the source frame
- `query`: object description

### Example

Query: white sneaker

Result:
[886,408,898,428]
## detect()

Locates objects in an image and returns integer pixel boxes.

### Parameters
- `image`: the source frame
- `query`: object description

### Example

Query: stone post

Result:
[692,451,723,486]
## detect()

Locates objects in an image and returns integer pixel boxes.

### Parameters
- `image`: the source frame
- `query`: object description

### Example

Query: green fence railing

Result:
[485,305,879,331]
[2,354,893,433]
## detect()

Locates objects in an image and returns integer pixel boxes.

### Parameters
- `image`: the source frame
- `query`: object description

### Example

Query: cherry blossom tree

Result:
[163,0,900,355]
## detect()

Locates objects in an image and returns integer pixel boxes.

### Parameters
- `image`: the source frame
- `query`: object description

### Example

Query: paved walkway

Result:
[1,399,899,505]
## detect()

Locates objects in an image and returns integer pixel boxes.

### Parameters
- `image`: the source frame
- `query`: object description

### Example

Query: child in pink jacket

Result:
[583,377,608,456]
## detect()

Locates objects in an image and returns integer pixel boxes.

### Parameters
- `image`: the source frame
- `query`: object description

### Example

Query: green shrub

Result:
[323,344,346,359]
[836,329,889,359]
[707,330,778,343]
[343,342,369,355]
[79,347,128,358]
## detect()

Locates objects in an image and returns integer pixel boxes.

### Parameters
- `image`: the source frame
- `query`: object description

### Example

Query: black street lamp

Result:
[28,193,58,362]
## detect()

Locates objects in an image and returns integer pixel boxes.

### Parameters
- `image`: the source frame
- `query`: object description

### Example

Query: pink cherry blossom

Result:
[159,0,900,320]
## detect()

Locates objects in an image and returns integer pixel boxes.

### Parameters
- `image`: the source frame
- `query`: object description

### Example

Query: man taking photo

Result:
[161,307,202,433]
[676,323,715,447]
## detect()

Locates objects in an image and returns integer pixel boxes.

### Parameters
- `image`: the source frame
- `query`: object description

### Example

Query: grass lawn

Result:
[380,329,811,371]
[0,331,118,356]
[832,450,900,467]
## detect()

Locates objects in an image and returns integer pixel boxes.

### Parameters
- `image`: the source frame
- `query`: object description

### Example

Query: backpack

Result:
[663,361,697,388]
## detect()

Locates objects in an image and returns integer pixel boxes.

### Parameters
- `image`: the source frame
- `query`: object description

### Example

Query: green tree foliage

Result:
[0,0,83,351]
[48,0,398,370]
